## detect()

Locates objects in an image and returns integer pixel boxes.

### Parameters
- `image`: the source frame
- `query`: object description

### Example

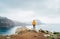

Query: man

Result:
[32,20,36,30]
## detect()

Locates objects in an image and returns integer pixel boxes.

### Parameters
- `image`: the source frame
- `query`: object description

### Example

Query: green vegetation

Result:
[39,29,60,39]
[53,32,60,34]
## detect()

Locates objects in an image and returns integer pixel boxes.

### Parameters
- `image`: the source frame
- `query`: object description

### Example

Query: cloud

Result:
[0,0,60,24]
[0,8,35,22]
[48,0,59,8]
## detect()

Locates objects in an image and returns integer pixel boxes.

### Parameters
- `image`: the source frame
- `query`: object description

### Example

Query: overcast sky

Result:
[0,0,60,24]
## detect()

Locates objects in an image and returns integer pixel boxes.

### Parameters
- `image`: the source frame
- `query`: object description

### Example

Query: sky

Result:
[0,0,60,24]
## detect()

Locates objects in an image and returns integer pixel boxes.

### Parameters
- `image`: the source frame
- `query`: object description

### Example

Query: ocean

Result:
[0,24,60,35]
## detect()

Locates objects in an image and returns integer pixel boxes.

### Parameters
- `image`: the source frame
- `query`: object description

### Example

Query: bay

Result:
[0,24,60,35]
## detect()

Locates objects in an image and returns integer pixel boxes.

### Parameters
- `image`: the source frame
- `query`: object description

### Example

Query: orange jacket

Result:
[32,20,36,26]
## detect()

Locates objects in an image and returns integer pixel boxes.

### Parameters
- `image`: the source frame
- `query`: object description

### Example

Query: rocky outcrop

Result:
[15,26,29,34]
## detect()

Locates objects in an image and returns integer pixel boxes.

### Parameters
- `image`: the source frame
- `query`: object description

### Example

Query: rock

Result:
[15,26,29,34]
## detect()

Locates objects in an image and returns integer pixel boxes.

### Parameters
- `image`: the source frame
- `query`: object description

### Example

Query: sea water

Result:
[0,24,60,35]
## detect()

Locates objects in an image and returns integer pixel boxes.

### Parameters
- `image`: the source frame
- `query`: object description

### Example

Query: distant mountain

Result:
[0,16,45,28]
[14,21,28,26]
[0,16,15,28]
[0,16,28,28]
